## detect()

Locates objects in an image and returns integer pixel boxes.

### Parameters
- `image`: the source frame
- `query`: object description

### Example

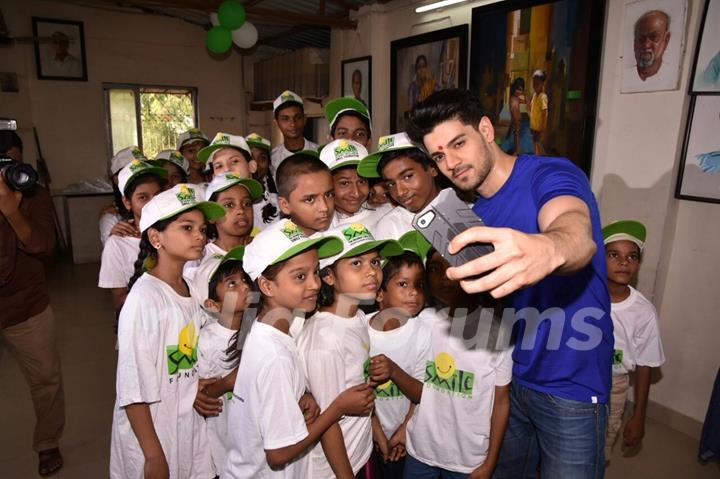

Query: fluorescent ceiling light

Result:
[415,0,467,13]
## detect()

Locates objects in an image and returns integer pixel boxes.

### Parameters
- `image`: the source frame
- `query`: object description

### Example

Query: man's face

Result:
[278,170,335,235]
[274,105,306,141]
[634,13,671,70]
[352,72,362,98]
[52,37,69,58]
[251,147,270,180]
[381,155,438,213]
[424,119,494,193]
[180,141,206,171]
[333,115,370,148]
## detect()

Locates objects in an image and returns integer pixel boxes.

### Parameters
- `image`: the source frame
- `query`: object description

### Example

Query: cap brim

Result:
[122,167,168,194]
[274,100,303,113]
[357,146,416,178]
[198,144,251,164]
[209,245,246,283]
[322,239,403,268]
[157,200,227,225]
[180,138,208,149]
[213,178,264,201]
[247,141,271,151]
[602,220,646,248]
[330,159,361,171]
[271,236,344,267]
[326,98,370,127]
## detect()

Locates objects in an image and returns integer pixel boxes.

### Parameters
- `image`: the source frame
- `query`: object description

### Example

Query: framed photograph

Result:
[621,0,688,94]
[675,95,720,203]
[390,25,468,132]
[32,17,88,81]
[470,0,605,175]
[690,0,720,93]
[341,56,372,110]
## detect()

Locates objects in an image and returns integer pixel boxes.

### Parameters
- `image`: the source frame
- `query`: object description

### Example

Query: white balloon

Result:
[209,12,220,27]
[232,22,258,49]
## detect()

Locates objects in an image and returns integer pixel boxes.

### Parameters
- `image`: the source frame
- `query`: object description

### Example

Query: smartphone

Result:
[412,188,494,267]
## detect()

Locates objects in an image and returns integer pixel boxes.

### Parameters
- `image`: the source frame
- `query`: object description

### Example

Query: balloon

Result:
[209,12,219,27]
[218,1,246,30]
[232,21,258,49]
[206,26,232,53]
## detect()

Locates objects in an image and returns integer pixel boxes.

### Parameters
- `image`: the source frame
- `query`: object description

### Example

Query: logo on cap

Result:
[131,148,144,159]
[334,140,358,160]
[281,221,304,242]
[214,134,230,145]
[343,223,373,244]
[225,172,242,181]
[176,184,197,206]
[281,91,295,102]
[129,159,145,172]
[379,136,395,151]
[189,128,202,135]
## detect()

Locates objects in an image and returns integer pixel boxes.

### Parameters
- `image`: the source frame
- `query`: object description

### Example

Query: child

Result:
[603,220,665,460]
[246,132,281,227]
[109,183,226,479]
[271,90,319,175]
[152,149,189,187]
[530,69,548,155]
[358,133,440,240]
[275,151,335,236]
[177,128,210,184]
[325,96,372,148]
[198,133,257,179]
[98,159,166,313]
[99,146,147,245]
[319,138,392,230]
[425,248,483,316]
[223,219,374,478]
[296,223,404,478]
[367,178,392,208]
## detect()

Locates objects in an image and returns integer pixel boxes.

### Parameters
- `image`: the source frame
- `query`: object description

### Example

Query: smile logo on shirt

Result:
[166,322,199,375]
[425,352,474,398]
[434,352,456,379]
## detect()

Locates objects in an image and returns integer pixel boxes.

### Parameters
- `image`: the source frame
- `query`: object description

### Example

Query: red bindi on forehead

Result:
[437,145,444,151]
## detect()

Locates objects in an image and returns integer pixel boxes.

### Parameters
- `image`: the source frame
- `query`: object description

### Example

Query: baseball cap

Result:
[398,230,433,263]
[319,223,403,269]
[245,133,271,152]
[243,219,343,281]
[319,139,369,171]
[325,96,371,131]
[357,133,425,178]
[602,220,647,251]
[139,183,226,233]
[111,146,147,175]
[273,90,303,113]
[191,246,246,306]
[118,160,167,195]
[205,172,264,201]
[153,149,190,174]
[197,133,252,165]
[176,128,209,150]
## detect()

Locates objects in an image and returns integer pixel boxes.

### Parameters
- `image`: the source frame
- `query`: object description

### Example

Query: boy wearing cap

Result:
[603,220,665,460]
[152,150,189,187]
[246,132,281,228]
[325,97,372,148]
[177,128,210,184]
[271,90,319,175]
[358,133,440,240]
[199,133,257,179]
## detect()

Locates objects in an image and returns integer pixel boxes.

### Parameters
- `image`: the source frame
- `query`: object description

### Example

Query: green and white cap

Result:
[245,133,271,151]
[205,172,264,201]
[319,139,369,171]
[357,132,424,178]
[197,132,252,164]
[602,220,647,251]
[191,246,246,306]
[118,159,167,195]
[273,90,303,113]
[398,230,433,263]
[325,96,371,131]
[111,146,147,175]
[176,128,209,150]
[139,183,226,233]
[153,149,190,174]
[319,223,404,269]
[244,219,343,281]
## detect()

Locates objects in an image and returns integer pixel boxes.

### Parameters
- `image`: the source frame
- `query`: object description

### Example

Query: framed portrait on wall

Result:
[469,0,605,176]
[341,56,372,110]
[390,25,468,132]
[690,0,720,93]
[675,95,720,203]
[32,17,88,81]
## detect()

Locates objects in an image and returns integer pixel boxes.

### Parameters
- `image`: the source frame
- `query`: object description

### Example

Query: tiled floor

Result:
[1,259,718,478]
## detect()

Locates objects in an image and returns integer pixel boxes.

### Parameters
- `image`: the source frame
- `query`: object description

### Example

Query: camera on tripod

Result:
[0,118,39,192]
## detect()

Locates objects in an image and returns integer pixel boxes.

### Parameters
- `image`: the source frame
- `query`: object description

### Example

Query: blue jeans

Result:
[493,380,607,479]
[403,455,468,479]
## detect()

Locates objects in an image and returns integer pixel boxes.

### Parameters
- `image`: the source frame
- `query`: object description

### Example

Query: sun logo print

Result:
[343,223,372,244]
[131,148,144,159]
[176,184,196,205]
[281,221,304,242]
[378,135,395,151]
[128,159,145,172]
[334,140,358,161]
[425,351,474,398]
[166,322,198,375]
[281,91,296,102]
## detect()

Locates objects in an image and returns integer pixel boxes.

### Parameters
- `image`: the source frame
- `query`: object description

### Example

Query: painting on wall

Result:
[390,25,468,132]
[676,95,720,203]
[341,56,372,110]
[690,0,720,93]
[469,0,605,176]
[32,17,88,81]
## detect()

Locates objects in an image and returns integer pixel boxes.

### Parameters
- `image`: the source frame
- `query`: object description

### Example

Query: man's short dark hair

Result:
[0,131,23,155]
[330,111,371,138]
[406,89,484,145]
[274,102,305,120]
[276,154,329,198]
[377,148,432,179]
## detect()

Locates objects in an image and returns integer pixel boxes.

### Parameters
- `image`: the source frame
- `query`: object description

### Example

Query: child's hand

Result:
[374,433,390,462]
[298,392,320,425]
[368,354,396,385]
[110,219,140,238]
[388,422,407,452]
[144,454,169,479]
[623,414,645,448]
[335,383,374,416]
[193,378,223,417]
[386,443,406,462]
[469,461,494,479]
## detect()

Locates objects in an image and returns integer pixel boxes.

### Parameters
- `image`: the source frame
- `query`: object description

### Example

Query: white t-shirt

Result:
[622,61,679,93]
[406,309,513,473]
[186,242,227,304]
[611,286,666,376]
[110,273,213,479]
[374,206,415,240]
[270,139,319,177]
[368,311,432,438]
[223,321,310,478]
[99,211,121,246]
[330,203,393,232]
[295,311,373,478]
[98,235,141,289]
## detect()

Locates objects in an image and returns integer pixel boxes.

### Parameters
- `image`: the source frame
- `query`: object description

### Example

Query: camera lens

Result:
[1,162,38,192]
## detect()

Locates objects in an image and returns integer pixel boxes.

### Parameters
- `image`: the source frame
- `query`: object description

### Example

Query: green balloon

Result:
[206,26,232,53]
[218,1,246,30]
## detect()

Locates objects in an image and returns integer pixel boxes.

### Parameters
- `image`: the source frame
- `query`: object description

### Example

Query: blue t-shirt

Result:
[473,155,612,404]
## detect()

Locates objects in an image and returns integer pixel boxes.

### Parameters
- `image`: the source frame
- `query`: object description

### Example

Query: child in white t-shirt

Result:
[602,221,665,460]
[110,184,227,478]
[296,223,404,478]
[223,219,374,478]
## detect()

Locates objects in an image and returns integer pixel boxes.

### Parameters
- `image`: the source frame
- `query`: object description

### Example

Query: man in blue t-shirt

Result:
[407,89,612,478]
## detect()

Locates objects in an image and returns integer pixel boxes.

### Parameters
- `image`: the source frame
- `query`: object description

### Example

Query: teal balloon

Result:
[206,26,232,53]
[218,1,246,30]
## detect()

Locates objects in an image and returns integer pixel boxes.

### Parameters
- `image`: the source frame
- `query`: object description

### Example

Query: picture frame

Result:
[341,56,372,111]
[469,0,606,176]
[675,94,720,203]
[32,17,88,81]
[689,0,720,93]
[390,25,468,132]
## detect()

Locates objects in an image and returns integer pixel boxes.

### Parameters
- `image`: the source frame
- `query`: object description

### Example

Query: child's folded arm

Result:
[369,354,423,403]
